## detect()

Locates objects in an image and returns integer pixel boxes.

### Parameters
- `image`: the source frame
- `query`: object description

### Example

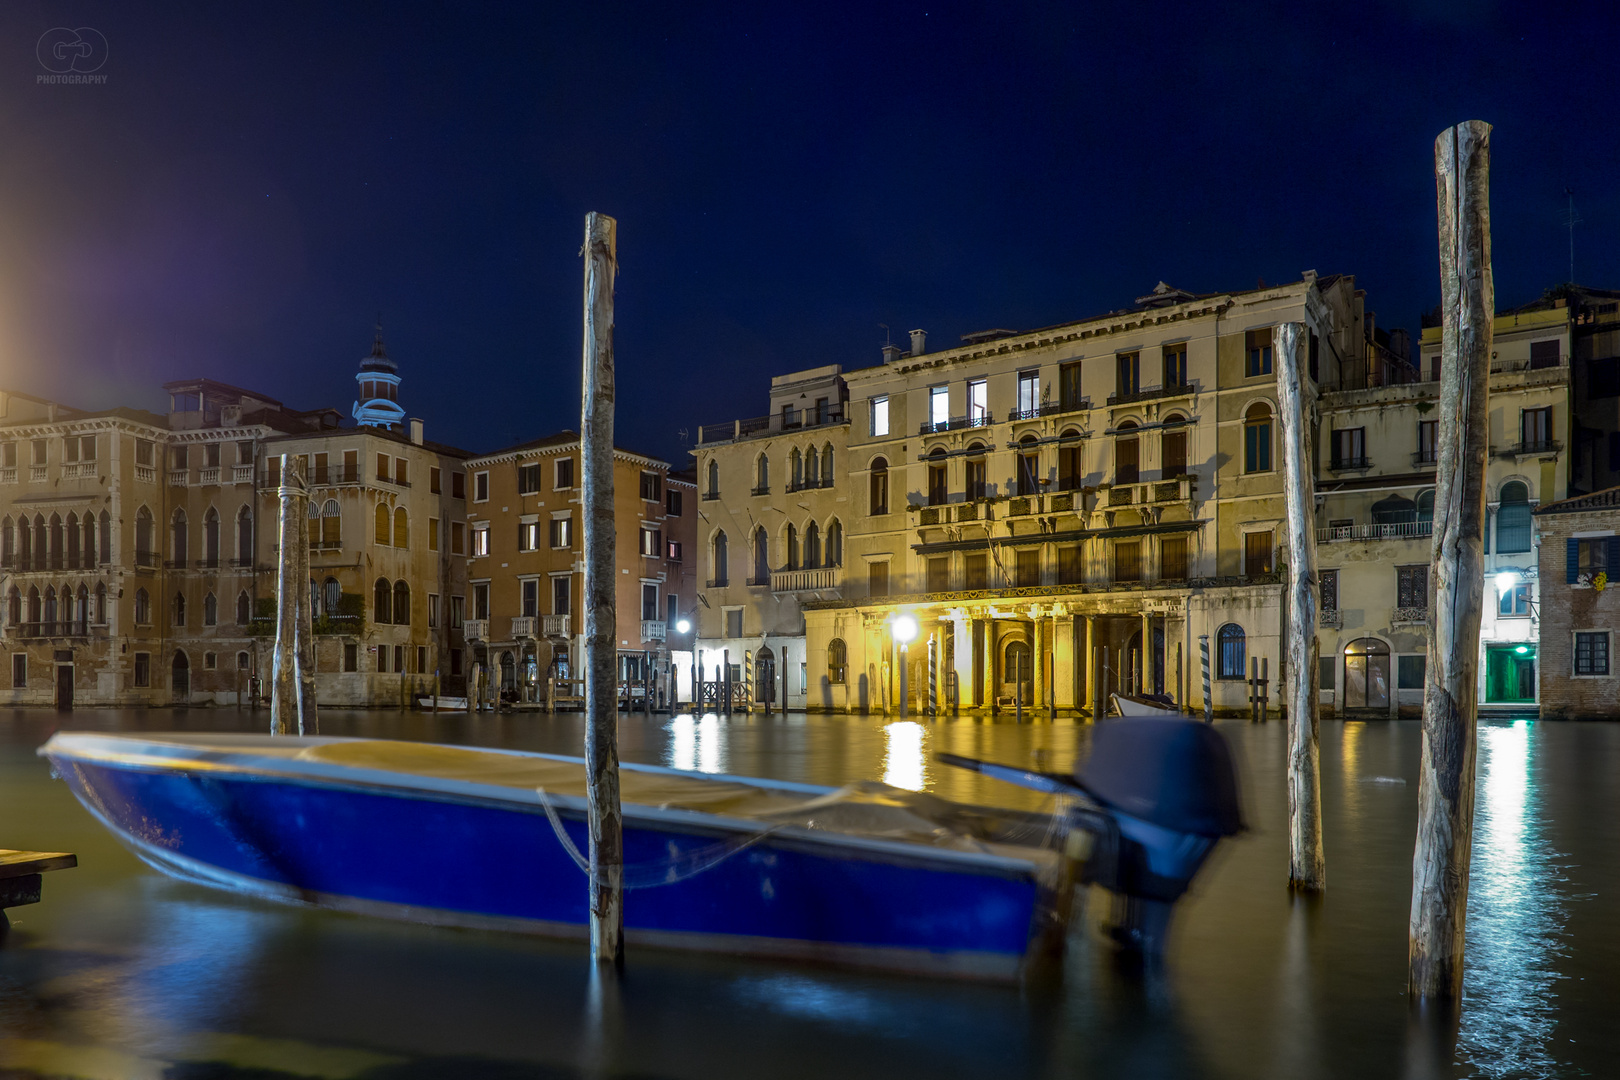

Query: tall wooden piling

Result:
[271,454,307,736]
[581,211,623,968]
[1277,321,1325,892]
[1410,120,1493,1004]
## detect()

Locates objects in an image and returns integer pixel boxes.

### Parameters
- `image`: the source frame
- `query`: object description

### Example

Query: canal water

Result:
[0,708,1609,1079]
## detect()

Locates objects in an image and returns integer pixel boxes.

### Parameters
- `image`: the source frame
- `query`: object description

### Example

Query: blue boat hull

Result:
[44,738,1062,979]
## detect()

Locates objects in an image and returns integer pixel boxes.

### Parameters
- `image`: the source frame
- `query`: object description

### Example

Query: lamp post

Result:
[893,614,918,720]
[675,619,691,708]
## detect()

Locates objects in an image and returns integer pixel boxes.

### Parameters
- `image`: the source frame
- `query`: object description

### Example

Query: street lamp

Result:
[1495,569,1519,597]
[675,618,691,634]
[892,614,917,719]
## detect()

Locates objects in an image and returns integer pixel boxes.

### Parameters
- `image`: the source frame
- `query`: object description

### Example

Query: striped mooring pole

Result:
[1199,634,1213,724]
[926,634,938,717]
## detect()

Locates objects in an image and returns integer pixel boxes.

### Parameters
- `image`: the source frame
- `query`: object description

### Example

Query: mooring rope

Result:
[535,787,785,890]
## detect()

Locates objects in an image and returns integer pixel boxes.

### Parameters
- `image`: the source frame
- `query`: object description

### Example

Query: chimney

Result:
[881,343,903,364]
[909,329,927,356]
[409,418,424,446]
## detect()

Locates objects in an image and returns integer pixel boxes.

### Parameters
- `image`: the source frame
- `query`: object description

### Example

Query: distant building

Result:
[1533,486,1620,719]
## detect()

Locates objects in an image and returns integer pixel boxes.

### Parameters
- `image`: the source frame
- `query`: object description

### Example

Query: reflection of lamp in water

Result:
[892,615,918,719]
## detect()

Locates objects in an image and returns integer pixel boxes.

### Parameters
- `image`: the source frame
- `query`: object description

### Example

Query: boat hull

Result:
[43,737,1059,980]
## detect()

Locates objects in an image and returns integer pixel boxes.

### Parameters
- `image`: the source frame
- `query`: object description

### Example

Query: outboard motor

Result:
[1066,717,1244,955]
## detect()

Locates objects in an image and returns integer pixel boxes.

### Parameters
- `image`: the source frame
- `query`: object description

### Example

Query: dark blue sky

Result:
[0,2,1615,463]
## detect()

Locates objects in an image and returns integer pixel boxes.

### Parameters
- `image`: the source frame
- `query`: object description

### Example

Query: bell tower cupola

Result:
[353,323,405,430]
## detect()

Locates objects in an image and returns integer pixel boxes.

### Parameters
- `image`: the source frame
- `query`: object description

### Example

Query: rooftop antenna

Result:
[879,323,890,345]
[1563,188,1583,284]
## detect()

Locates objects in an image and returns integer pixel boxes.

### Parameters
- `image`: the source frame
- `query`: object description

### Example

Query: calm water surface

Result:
[0,708,1611,1079]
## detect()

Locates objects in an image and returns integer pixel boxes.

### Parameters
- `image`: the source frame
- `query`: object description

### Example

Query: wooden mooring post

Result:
[1410,120,1493,1005]
[1277,321,1325,892]
[581,211,623,968]
[271,453,317,736]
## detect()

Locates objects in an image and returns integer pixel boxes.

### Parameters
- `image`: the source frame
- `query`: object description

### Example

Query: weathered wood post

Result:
[270,454,304,735]
[580,211,623,968]
[295,472,318,736]
[1410,120,1493,1004]
[1277,320,1325,892]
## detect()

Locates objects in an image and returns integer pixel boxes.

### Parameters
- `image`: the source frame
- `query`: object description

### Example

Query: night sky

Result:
[0,3,1615,464]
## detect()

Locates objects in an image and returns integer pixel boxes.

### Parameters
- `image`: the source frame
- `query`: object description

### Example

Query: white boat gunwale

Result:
[40,732,1054,879]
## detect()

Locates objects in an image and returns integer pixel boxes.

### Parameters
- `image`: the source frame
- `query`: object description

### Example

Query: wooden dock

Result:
[0,849,77,931]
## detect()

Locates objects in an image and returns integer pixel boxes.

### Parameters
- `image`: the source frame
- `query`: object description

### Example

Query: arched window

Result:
[236,506,253,562]
[827,638,847,684]
[1497,480,1532,553]
[6,587,18,625]
[32,515,45,565]
[324,577,341,615]
[756,453,770,493]
[66,513,80,567]
[783,523,797,571]
[82,513,95,566]
[753,526,770,584]
[1218,623,1246,679]
[321,500,341,545]
[804,445,818,487]
[1018,434,1042,494]
[1,516,13,565]
[706,459,719,497]
[1416,489,1435,523]
[1161,414,1188,479]
[237,652,250,672]
[927,446,948,505]
[26,585,40,625]
[171,509,188,565]
[393,580,410,625]
[1058,430,1084,491]
[204,508,220,567]
[136,507,153,562]
[204,592,218,626]
[374,577,392,623]
[99,510,111,564]
[789,448,802,489]
[15,515,29,565]
[826,519,843,566]
[711,530,729,586]
[1244,404,1273,473]
[375,503,390,545]
[821,445,834,487]
[804,521,821,569]
[393,506,408,548]
[869,457,889,515]
[172,591,186,627]
[73,585,86,631]
[95,582,106,624]
[965,443,987,499]
[49,513,63,563]
[1114,422,1139,486]
[133,588,149,626]
[172,651,190,695]
[43,586,56,626]
[236,590,251,625]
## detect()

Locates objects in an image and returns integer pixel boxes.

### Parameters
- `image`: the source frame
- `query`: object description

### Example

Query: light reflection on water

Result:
[881,721,926,791]
[1457,720,1570,1079]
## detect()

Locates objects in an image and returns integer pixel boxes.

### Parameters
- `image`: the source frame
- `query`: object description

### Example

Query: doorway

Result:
[1002,638,1033,704]
[171,651,191,702]
[756,647,776,704]
[1344,638,1390,710]
[55,665,73,710]
[1485,644,1537,703]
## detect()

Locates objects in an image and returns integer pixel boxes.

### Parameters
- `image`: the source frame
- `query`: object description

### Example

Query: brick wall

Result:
[1535,508,1620,719]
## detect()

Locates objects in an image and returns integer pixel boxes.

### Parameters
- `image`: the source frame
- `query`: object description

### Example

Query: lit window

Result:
[870,396,889,437]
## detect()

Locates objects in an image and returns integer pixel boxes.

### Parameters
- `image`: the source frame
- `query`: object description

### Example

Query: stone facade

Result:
[1534,486,1620,720]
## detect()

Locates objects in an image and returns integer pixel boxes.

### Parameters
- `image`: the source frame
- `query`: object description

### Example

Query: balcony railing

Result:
[1319,610,1343,630]
[0,467,14,484]
[168,469,189,486]
[1412,450,1438,467]
[705,578,728,588]
[1106,383,1193,407]
[1392,606,1428,625]
[641,620,667,642]
[697,409,845,444]
[464,619,489,642]
[198,467,221,485]
[919,414,993,435]
[786,478,834,493]
[701,491,721,501]
[1008,400,1089,422]
[770,566,842,592]
[1329,455,1371,471]
[541,613,570,637]
[29,466,48,483]
[62,462,98,481]
[134,552,159,569]
[232,465,255,483]
[135,465,156,483]
[10,621,101,639]
[750,485,770,497]
[1498,440,1562,459]
[1316,520,1433,543]
[510,616,537,639]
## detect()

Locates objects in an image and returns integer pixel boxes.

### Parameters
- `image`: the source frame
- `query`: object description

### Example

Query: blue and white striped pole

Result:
[1200,634,1213,724]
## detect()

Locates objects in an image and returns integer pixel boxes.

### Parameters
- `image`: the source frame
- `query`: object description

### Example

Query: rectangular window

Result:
[204,652,217,671]
[377,645,388,673]
[1015,549,1040,587]
[203,443,220,469]
[1530,339,1561,370]
[521,579,539,618]
[1575,631,1610,676]
[641,583,658,621]
[451,521,465,554]
[1417,420,1438,464]
[1397,655,1427,690]
[1161,426,1186,479]
[471,523,490,557]
[473,471,489,502]
[1498,582,1531,617]
[341,449,357,482]
[1318,655,1335,691]
[428,593,440,628]
[1331,428,1367,469]
[927,457,947,505]
[452,471,466,499]
[1521,407,1553,450]
[519,520,541,552]
[312,451,329,484]
[33,440,49,466]
[1160,536,1188,580]
[666,490,683,516]
[967,379,988,422]
[417,646,427,675]
[639,526,661,557]
[10,654,24,688]
[133,653,149,688]
[726,609,744,638]
[1397,565,1428,609]
[1245,413,1272,472]
[1114,540,1141,583]
[430,466,441,494]
[518,463,542,494]
[344,643,358,672]
[1059,361,1083,410]
[966,456,987,500]
[1320,569,1339,612]
[1244,531,1274,577]
[928,385,949,430]
[429,518,440,551]
[1246,328,1273,377]
[63,437,79,463]
[552,577,571,616]
[136,439,154,467]
[927,556,950,593]
[394,645,405,674]
[555,458,575,489]
[1116,352,1140,396]
[1163,343,1188,387]
[1309,331,1320,382]
[1017,371,1039,416]
[666,594,679,622]
[868,561,889,597]
[639,471,662,501]
[1115,434,1139,485]
[870,396,890,437]
[1058,545,1083,585]
[377,453,389,481]
[473,583,490,620]
[667,540,682,561]
[0,442,13,468]
[550,516,573,548]
[1575,537,1610,578]
[781,403,798,429]
[450,648,463,676]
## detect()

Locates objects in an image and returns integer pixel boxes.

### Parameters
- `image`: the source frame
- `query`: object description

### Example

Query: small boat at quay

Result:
[414,696,470,712]
[1111,692,1180,718]
[38,732,1073,981]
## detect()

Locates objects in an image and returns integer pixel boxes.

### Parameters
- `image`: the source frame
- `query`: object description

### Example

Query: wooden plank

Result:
[0,850,77,878]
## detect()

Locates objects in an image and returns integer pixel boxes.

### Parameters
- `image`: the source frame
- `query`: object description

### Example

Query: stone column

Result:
[983,618,999,712]
[1142,611,1154,695]
[952,612,973,713]
[1083,615,1097,716]
[1031,615,1045,709]
[1054,612,1076,710]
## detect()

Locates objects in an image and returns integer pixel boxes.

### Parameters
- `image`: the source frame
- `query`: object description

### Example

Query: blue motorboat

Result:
[38,732,1074,981]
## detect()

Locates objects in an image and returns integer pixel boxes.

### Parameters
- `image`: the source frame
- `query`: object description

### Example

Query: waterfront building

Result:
[1532,485,1620,719]
[458,435,696,706]
[694,274,1376,715]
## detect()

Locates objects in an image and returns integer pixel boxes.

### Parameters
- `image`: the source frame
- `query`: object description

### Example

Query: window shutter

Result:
[1567,537,1581,583]
[1609,536,1620,578]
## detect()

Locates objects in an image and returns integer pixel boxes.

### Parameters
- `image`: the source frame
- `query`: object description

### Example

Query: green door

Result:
[1485,645,1537,703]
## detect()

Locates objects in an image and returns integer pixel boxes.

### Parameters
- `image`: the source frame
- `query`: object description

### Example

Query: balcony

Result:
[168,469,189,486]
[750,485,771,497]
[1392,606,1428,625]
[786,478,835,493]
[1497,440,1562,460]
[9,621,102,640]
[642,619,667,642]
[1106,383,1193,407]
[198,467,221,485]
[29,466,48,483]
[232,465,255,483]
[511,616,537,638]
[541,613,570,637]
[1319,610,1343,630]
[464,619,489,642]
[918,414,993,435]
[62,462,98,481]
[1008,400,1090,422]
[770,566,842,593]
[0,467,14,484]
[1316,520,1433,543]
[135,465,156,484]
[1104,476,1195,508]
[1328,456,1371,472]
[134,552,159,569]
[1412,450,1438,468]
